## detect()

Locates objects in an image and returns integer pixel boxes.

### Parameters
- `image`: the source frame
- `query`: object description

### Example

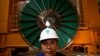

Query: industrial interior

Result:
[0,0,100,56]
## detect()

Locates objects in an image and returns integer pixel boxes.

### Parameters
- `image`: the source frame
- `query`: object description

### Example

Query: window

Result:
[73,46,85,53]
[69,0,87,27]
[8,0,26,32]
[98,0,100,14]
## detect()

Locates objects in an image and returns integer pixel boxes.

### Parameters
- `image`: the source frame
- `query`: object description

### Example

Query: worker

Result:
[36,27,65,56]
[36,20,65,56]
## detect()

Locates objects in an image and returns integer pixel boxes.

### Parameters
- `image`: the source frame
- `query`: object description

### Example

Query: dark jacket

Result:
[36,52,65,56]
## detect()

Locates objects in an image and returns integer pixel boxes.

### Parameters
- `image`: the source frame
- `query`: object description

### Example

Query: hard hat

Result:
[39,28,58,41]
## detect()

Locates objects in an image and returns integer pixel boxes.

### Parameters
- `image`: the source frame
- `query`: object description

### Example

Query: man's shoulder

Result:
[36,52,44,56]
[56,52,66,56]
[36,52,66,56]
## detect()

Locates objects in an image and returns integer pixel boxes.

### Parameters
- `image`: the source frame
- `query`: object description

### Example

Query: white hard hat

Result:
[39,28,58,41]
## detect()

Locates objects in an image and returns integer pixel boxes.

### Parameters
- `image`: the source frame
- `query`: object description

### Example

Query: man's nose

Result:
[47,44,51,49]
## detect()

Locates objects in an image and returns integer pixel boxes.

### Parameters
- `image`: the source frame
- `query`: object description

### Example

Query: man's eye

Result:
[42,42,47,45]
[52,42,56,44]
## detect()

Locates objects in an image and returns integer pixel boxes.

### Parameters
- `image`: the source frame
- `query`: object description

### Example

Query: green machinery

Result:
[19,0,79,49]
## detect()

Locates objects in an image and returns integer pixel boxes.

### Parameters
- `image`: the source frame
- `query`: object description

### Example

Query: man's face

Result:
[41,39,58,56]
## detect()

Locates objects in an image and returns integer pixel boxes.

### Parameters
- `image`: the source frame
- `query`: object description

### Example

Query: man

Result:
[36,27,65,56]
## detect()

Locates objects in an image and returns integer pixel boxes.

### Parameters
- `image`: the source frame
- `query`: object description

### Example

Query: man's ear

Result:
[40,45,42,49]
[57,47,60,52]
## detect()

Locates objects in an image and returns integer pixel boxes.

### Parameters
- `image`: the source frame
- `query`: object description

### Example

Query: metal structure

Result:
[0,0,100,56]
[19,0,79,49]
